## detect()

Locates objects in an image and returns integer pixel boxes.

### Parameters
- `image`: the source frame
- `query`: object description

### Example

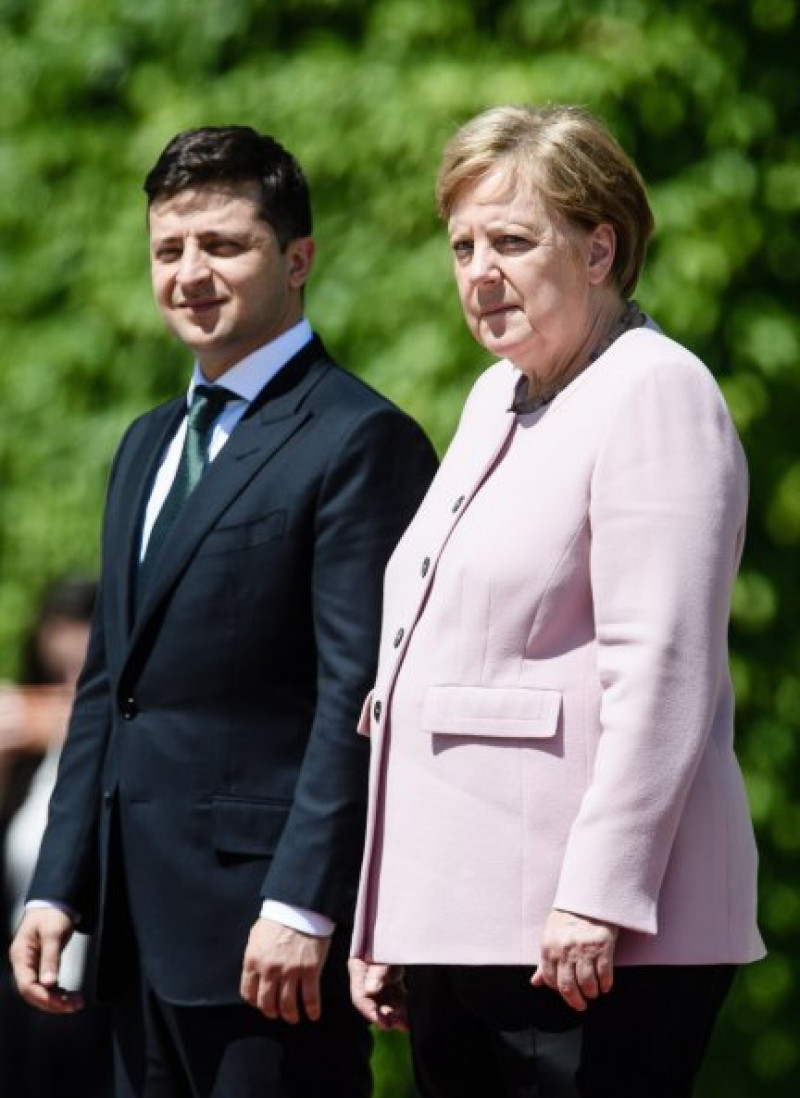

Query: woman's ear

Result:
[586,223,616,285]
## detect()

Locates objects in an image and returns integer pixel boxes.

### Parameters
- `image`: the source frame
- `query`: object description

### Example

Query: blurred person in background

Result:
[349,104,764,1098]
[10,125,437,1098]
[1,573,112,1098]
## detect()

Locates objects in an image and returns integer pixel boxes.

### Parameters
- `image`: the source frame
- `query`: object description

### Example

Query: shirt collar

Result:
[187,318,313,405]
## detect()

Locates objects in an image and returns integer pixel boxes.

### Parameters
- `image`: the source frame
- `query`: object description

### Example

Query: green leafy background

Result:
[1,1,797,1093]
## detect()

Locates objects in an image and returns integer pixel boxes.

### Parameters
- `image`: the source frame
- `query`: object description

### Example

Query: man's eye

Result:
[208,241,244,256]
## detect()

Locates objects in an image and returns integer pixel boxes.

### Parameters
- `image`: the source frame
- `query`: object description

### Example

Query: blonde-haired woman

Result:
[350,105,764,1098]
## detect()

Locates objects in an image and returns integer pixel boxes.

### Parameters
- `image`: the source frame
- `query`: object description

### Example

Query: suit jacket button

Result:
[393,628,405,648]
[103,791,114,806]
[373,700,382,723]
[452,494,465,512]
[421,557,430,577]
[120,697,138,720]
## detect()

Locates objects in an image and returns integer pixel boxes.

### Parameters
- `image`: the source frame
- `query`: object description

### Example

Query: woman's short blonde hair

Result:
[436,105,654,297]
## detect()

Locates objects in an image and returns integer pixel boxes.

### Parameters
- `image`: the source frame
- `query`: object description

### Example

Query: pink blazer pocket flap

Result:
[421,685,561,738]
[357,690,375,737]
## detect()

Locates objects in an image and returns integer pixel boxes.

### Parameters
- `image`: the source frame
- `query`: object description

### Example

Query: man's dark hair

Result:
[143,126,312,249]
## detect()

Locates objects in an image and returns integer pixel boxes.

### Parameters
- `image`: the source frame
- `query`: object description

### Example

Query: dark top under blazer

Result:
[29,337,438,1005]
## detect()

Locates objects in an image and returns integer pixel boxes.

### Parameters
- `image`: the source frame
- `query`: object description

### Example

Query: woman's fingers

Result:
[532,908,618,1010]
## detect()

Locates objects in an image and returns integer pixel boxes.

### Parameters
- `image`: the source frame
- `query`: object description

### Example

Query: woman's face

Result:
[447,169,615,381]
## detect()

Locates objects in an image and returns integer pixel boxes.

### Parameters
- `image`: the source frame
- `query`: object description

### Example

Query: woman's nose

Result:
[468,242,501,284]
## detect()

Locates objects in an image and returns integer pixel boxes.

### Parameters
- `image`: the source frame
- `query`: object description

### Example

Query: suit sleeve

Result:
[553,353,748,934]
[26,428,135,929]
[261,406,438,922]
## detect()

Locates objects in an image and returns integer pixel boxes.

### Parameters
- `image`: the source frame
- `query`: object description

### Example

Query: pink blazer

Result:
[352,324,765,968]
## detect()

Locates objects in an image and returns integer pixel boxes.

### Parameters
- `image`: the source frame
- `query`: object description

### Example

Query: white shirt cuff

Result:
[260,899,335,937]
[25,899,80,923]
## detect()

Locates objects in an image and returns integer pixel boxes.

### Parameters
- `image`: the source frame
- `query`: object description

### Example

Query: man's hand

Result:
[531,908,619,1011]
[240,918,331,1024]
[348,957,408,1031]
[9,907,83,1014]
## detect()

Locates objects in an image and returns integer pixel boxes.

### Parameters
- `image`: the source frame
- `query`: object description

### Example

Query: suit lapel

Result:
[111,399,186,638]
[128,341,330,646]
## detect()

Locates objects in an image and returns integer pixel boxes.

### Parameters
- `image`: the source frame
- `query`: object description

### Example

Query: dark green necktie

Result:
[141,384,236,576]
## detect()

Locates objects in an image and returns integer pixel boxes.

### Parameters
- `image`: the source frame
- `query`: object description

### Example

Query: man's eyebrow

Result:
[152,228,252,243]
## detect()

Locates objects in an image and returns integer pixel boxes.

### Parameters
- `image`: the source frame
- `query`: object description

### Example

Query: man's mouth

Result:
[179,297,222,312]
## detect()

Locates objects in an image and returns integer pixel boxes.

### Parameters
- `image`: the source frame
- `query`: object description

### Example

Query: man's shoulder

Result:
[305,340,424,431]
[310,347,397,410]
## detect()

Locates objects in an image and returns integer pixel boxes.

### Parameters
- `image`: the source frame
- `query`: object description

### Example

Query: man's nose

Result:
[176,243,211,285]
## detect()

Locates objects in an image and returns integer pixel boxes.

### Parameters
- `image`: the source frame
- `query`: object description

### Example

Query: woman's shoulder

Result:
[472,357,518,393]
[603,323,732,411]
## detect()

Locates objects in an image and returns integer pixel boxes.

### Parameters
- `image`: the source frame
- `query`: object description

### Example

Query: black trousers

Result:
[406,963,736,1098]
[111,945,371,1098]
[0,969,114,1098]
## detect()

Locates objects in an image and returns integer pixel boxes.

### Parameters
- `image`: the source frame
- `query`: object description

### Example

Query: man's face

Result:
[148,183,314,379]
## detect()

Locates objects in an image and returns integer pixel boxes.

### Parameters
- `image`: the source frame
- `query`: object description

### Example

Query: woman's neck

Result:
[515,298,645,412]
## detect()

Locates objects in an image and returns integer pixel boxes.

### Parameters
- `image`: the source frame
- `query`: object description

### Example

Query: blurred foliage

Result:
[0,0,797,1094]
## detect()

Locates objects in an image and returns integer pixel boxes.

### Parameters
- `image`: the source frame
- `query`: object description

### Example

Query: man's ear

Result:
[286,237,315,289]
[586,223,616,285]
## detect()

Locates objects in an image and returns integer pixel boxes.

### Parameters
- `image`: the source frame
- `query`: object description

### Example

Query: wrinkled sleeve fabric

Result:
[553,351,747,934]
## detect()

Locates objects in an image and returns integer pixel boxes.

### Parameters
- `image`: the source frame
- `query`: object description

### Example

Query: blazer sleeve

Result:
[260,405,438,922]
[553,350,748,934]
[24,427,137,926]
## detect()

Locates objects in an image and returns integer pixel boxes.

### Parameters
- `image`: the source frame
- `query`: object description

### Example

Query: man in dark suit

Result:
[10,126,437,1098]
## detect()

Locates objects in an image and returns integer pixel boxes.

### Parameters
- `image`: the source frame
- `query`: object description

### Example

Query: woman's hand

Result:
[348,957,408,1031]
[531,908,619,1011]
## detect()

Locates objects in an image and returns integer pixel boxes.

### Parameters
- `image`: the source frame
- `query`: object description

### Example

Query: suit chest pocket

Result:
[199,511,286,556]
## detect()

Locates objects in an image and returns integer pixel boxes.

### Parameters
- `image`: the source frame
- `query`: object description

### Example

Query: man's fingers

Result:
[39,936,64,989]
[10,934,82,1014]
[9,909,79,1014]
[299,967,322,1022]
[245,967,318,1025]
[276,971,302,1025]
[9,936,38,993]
[239,965,258,1008]
[18,983,82,1014]
[256,970,280,1020]
[241,920,330,1024]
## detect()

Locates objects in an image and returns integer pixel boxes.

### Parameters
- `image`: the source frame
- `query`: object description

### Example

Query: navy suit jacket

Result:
[29,336,438,1005]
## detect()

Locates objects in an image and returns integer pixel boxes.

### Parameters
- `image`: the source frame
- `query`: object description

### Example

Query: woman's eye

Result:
[451,240,473,259]
[496,235,530,251]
